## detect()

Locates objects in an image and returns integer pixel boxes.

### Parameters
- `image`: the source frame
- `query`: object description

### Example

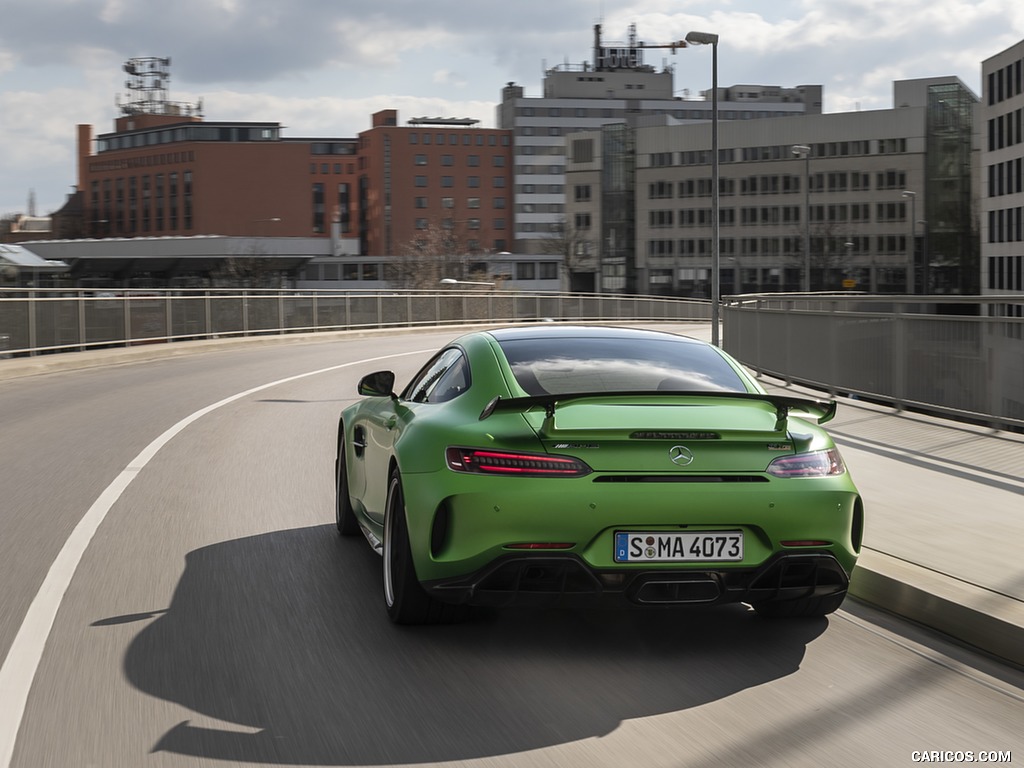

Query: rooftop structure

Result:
[498,23,822,256]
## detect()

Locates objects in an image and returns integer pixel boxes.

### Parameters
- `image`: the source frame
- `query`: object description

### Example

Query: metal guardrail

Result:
[0,288,711,357]
[723,293,1024,432]
[5,288,1020,432]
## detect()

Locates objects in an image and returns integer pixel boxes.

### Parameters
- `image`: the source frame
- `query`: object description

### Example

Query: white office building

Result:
[564,77,979,296]
[497,23,822,269]
[981,39,1024,297]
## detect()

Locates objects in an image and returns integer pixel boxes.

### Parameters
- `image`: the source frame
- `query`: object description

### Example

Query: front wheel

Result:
[335,437,359,537]
[751,592,847,618]
[383,470,463,625]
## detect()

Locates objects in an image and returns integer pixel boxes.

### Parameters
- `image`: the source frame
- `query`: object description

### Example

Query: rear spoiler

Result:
[479,390,837,433]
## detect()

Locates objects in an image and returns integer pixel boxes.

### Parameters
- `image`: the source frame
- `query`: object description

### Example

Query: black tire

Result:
[335,437,359,537]
[382,469,464,625]
[752,592,847,618]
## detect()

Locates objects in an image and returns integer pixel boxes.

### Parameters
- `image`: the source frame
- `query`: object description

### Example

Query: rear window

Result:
[498,337,747,395]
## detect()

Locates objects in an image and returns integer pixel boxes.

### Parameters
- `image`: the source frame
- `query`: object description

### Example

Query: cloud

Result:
[432,69,468,89]
[2,0,1023,212]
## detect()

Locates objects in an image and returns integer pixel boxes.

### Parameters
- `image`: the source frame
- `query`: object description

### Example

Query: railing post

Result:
[78,295,87,352]
[828,300,839,397]
[124,295,132,346]
[893,302,906,411]
[784,299,794,386]
[27,294,38,356]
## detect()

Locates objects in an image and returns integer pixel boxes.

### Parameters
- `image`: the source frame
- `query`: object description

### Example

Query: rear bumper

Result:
[422,550,851,609]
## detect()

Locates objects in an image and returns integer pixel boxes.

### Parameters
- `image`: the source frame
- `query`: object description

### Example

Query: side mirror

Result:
[358,370,396,398]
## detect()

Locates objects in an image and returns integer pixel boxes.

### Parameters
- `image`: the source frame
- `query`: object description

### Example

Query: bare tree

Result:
[787,220,859,290]
[392,219,490,289]
[212,240,285,288]
[538,217,597,290]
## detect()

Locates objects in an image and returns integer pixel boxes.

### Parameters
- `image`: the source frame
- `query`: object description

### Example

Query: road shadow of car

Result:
[121,524,828,765]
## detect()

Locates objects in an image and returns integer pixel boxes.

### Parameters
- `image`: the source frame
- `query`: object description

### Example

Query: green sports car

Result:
[334,325,863,624]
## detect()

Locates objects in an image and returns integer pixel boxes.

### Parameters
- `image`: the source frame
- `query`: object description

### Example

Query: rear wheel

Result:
[382,469,463,625]
[752,592,846,618]
[335,437,359,537]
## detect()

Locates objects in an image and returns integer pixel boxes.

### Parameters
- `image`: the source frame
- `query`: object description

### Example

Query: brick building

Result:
[66,58,512,263]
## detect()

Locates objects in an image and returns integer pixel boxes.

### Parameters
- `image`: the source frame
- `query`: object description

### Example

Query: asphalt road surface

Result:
[1,325,1021,768]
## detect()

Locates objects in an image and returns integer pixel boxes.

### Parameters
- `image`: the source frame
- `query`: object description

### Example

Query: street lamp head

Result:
[792,144,810,156]
[685,31,719,46]
[901,190,916,199]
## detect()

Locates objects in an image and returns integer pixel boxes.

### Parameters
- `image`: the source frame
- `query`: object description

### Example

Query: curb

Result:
[0,324,501,383]
[849,549,1024,668]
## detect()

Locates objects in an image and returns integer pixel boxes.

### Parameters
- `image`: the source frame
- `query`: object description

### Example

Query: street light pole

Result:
[901,190,916,294]
[919,219,929,294]
[686,30,720,346]
[792,145,811,291]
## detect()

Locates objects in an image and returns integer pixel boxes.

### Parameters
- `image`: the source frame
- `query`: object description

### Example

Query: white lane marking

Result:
[0,350,429,768]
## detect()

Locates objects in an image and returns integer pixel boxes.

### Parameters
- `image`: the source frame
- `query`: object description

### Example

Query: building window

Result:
[516,262,536,279]
[168,172,178,230]
[312,182,325,233]
[182,172,192,231]
[573,139,594,163]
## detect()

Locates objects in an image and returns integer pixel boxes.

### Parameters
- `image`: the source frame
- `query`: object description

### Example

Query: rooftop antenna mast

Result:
[116,57,203,118]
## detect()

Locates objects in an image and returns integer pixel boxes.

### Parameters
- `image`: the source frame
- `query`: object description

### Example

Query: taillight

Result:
[446,447,591,477]
[766,448,845,478]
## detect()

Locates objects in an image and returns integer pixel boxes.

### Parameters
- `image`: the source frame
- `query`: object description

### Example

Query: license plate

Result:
[614,531,743,563]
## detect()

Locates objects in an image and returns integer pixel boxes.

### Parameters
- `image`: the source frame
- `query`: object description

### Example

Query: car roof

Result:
[483,325,707,345]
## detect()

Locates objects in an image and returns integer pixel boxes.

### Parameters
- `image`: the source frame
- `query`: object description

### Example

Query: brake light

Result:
[766,449,845,478]
[446,447,591,477]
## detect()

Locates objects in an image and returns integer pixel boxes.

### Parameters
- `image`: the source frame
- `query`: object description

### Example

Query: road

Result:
[1,325,1021,768]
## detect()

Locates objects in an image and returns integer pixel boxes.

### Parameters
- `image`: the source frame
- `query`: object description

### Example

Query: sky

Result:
[2,0,1023,217]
